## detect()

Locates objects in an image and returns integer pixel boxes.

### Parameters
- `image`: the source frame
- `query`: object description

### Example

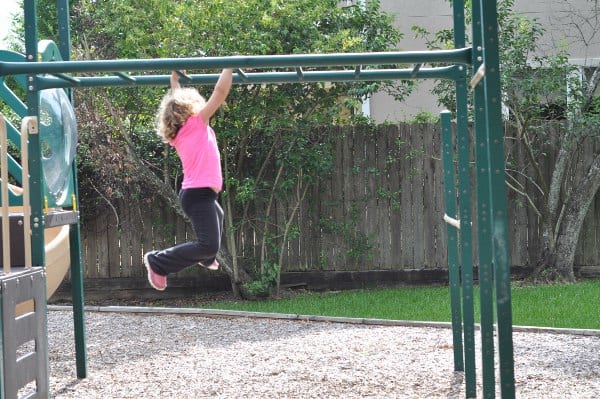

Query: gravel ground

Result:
[47,309,600,398]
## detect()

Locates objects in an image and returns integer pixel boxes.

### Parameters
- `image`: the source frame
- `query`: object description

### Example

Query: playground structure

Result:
[1,38,82,398]
[0,0,514,398]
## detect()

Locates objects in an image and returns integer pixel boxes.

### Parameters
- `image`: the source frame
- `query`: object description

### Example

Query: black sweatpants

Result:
[148,188,223,276]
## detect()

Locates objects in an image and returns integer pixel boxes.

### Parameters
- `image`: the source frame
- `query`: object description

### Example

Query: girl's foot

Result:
[143,252,167,291]
[199,259,219,271]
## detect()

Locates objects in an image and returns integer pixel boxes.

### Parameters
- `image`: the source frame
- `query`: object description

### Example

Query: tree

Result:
[424,0,600,282]
[32,0,409,296]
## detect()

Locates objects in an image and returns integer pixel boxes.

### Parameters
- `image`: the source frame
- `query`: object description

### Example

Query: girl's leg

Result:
[199,201,224,268]
[146,188,222,275]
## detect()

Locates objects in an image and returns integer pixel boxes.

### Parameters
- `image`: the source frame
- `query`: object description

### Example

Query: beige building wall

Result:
[370,0,600,122]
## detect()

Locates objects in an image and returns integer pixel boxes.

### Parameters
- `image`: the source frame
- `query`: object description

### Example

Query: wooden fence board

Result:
[98,213,110,277]
[298,187,309,269]
[377,126,392,269]
[315,170,329,271]
[412,125,426,269]
[388,125,403,268]
[349,126,364,270]
[341,127,356,270]
[107,213,120,278]
[365,127,378,270]
[399,124,414,267]
[117,202,131,277]
[132,205,145,278]
[579,137,597,267]
[422,125,437,269]
[513,131,529,267]
[310,185,321,271]
[431,124,447,268]
[84,218,98,278]
[80,222,89,278]
[320,129,341,270]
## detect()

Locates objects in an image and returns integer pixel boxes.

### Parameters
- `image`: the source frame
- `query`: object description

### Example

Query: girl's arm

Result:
[200,69,233,122]
[170,70,183,90]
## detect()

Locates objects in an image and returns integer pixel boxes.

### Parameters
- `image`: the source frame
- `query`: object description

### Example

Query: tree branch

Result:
[505,178,542,218]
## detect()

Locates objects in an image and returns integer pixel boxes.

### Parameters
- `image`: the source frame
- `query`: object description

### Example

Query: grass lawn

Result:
[195,279,600,330]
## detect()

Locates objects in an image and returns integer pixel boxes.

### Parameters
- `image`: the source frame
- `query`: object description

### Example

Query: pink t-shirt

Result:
[170,113,222,191]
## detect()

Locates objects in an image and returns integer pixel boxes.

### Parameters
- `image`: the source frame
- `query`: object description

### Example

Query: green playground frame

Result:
[0,1,515,398]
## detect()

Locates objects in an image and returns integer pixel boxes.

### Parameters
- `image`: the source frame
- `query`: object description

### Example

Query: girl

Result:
[144,68,233,291]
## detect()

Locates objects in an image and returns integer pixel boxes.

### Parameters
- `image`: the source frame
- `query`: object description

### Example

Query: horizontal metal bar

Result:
[0,48,472,76]
[36,66,461,89]
[444,213,461,229]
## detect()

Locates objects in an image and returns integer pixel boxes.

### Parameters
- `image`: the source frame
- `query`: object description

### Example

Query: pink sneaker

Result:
[199,259,219,271]
[143,252,167,291]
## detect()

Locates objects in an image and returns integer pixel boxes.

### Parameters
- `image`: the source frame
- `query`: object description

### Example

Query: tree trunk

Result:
[535,153,600,282]
[221,139,252,297]
[222,190,245,298]
[553,228,578,282]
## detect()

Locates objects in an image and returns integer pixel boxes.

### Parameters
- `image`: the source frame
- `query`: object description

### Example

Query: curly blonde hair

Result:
[156,88,206,142]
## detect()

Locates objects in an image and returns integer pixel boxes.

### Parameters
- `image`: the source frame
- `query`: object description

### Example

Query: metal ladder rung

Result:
[235,68,248,81]
[51,73,80,84]
[470,63,485,89]
[115,71,136,83]
[443,213,461,229]
[174,69,191,83]
[411,63,422,78]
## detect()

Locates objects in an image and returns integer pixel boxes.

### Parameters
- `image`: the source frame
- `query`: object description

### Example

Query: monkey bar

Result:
[0,49,470,90]
[34,66,461,89]
[0,48,471,77]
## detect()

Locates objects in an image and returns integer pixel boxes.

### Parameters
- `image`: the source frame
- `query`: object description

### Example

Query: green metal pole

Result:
[457,74,477,398]
[479,1,516,397]
[57,0,87,379]
[472,0,496,397]
[56,0,71,60]
[24,2,51,398]
[440,111,464,372]
[68,182,87,379]
[0,48,472,76]
[451,0,476,395]
[24,0,45,268]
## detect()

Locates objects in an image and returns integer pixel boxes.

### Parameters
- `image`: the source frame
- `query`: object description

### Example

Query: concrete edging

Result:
[47,305,600,336]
